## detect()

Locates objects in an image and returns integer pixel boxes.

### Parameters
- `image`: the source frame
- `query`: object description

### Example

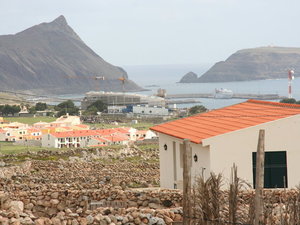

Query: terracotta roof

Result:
[103,135,129,142]
[50,130,99,138]
[92,137,111,143]
[150,100,300,144]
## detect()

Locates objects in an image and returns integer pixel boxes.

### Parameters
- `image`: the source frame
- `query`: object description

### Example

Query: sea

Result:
[60,64,300,110]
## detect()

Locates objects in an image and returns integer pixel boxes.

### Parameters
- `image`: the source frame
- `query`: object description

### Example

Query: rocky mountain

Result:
[0,16,143,94]
[179,47,300,83]
[179,71,198,83]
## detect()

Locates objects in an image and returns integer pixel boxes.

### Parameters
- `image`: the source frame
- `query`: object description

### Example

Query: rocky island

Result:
[179,46,300,83]
[0,16,143,94]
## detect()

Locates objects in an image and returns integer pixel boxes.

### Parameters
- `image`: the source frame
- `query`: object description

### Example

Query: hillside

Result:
[179,47,300,83]
[0,16,143,94]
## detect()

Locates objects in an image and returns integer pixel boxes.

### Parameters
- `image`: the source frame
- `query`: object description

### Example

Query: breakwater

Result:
[166,93,285,100]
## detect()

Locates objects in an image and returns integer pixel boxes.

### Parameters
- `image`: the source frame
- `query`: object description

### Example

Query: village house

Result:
[42,130,100,148]
[0,122,29,141]
[151,100,300,189]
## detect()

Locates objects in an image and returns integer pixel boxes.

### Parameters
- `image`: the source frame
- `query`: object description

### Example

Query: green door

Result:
[252,151,287,188]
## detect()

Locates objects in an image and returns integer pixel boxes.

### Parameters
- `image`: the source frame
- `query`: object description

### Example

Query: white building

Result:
[42,130,99,148]
[151,100,300,189]
[133,105,169,116]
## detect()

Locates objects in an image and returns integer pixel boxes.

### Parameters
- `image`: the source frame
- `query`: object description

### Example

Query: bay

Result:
[124,64,299,109]
[58,64,299,110]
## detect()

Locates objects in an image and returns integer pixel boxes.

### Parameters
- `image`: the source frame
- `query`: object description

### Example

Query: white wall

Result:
[203,114,300,188]
[158,133,210,189]
[133,106,168,116]
[42,134,58,148]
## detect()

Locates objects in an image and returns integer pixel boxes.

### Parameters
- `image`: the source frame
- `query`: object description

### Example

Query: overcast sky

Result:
[0,0,299,66]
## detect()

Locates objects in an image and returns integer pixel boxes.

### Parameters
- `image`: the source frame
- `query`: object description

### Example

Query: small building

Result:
[132,105,169,117]
[151,100,300,189]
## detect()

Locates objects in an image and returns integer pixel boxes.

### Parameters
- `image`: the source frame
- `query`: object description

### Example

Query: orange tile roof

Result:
[51,130,99,138]
[150,100,300,144]
[103,135,129,142]
[92,137,111,143]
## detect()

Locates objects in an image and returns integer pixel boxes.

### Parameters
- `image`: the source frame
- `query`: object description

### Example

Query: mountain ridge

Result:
[179,46,300,83]
[0,15,143,94]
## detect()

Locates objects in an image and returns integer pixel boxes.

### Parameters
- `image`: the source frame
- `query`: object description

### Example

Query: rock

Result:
[78,218,87,225]
[94,214,103,222]
[141,217,149,224]
[103,216,111,224]
[9,201,24,213]
[25,203,34,210]
[51,192,59,199]
[133,217,141,224]
[21,217,34,224]
[100,220,108,225]
[34,218,45,225]
[50,199,60,205]
[173,214,182,221]
[51,217,62,225]
[148,203,162,209]
[164,216,173,224]
[86,215,94,224]
[127,201,138,207]
[179,72,199,83]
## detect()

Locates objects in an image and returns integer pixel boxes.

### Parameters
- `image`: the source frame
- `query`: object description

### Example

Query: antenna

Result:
[288,69,294,98]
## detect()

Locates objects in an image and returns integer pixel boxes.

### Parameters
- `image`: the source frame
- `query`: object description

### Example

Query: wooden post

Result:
[183,139,192,225]
[254,129,265,225]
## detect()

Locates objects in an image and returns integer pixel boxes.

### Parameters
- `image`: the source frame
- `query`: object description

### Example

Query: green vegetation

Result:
[89,122,154,130]
[138,143,158,150]
[280,98,300,104]
[4,116,56,125]
[84,100,107,115]
[0,141,56,155]
[28,102,49,114]
[0,105,21,116]
[54,100,79,117]
[189,105,207,115]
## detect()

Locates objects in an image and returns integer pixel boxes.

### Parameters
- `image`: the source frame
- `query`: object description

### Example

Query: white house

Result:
[151,100,300,189]
[42,130,100,148]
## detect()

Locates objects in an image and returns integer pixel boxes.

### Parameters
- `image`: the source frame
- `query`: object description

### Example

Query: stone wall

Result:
[0,161,31,179]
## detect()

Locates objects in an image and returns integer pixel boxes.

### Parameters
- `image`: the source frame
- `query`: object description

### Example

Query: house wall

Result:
[202,114,300,188]
[42,134,58,148]
[158,133,210,189]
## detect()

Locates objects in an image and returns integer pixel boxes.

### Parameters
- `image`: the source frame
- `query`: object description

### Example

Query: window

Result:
[252,151,288,188]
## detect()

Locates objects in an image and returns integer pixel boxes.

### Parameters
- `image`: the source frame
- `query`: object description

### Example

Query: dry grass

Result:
[189,165,300,225]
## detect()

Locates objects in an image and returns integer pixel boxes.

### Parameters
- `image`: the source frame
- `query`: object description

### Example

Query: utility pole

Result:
[288,69,294,99]
[254,129,265,225]
[183,139,192,225]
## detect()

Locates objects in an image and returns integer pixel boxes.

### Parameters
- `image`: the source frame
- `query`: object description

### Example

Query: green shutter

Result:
[252,151,287,188]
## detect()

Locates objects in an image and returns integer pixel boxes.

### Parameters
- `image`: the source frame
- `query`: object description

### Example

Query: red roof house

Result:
[151,100,300,189]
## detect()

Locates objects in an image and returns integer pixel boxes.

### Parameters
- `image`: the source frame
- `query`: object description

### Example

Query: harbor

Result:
[166,93,285,100]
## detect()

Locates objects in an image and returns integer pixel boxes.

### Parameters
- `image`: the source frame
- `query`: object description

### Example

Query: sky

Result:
[0,0,300,66]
